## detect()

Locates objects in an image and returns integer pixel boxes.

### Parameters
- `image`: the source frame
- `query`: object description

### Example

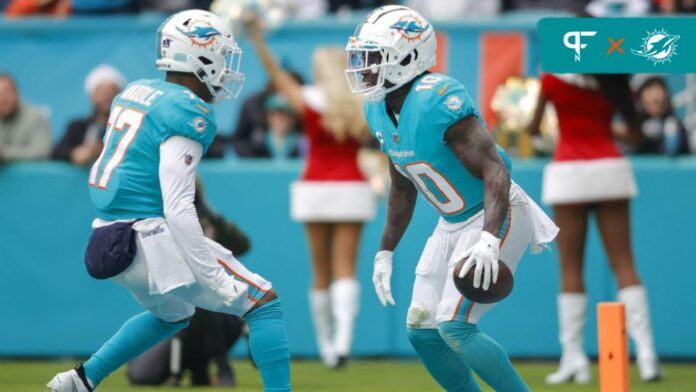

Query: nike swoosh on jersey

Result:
[437,84,450,95]
[195,104,209,114]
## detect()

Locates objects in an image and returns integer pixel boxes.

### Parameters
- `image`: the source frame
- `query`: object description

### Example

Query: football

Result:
[452,258,514,304]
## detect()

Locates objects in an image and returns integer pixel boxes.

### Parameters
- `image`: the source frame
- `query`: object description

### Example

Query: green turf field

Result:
[3,359,695,391]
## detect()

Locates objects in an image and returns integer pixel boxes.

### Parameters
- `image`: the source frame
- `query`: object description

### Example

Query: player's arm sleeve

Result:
[429,83,483,143]
[159,136,228,291]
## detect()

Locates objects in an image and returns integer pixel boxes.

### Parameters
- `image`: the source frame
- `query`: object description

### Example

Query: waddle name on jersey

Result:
[120,84,165,107]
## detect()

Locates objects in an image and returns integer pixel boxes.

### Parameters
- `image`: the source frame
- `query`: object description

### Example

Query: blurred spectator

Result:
[70,0,139,15]
[502,0,590,13]
[142,0,212,13]
[53,64,125,166]
[0,73,51,163]
[230,83,275,157]
[231,81,275,157]
[268,0,326,19]
[407,0,501,19]
[328,0,397,13]
[262,94,303,159]
[585,0,651,16]
[329,0,359,12]
[4,0,70,17]
[654,0,696,13]
[210,0,326,22]
[231,71,304,158]
[634,76,690,155]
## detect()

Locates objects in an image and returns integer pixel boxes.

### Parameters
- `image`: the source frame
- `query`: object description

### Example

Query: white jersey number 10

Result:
[396,162,466,215]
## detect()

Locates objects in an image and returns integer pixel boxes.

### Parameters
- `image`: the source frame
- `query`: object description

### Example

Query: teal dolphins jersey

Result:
[364,73,512,223]
[88,78,216,221]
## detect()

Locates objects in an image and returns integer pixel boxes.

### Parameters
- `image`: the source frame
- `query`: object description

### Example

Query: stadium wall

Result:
[1,158,695,358]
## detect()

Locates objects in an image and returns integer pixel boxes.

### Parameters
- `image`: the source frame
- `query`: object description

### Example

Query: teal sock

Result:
[83,311,188,387]
[439,321,530,392]
[245,299,291,392]
[408,328,482,392]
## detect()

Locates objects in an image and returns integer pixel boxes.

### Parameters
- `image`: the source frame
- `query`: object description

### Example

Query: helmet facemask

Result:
[345,38,426,103]
[345,43,390,102]
[189,42,245,103]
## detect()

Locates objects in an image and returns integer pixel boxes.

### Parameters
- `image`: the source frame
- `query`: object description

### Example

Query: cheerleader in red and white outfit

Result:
[528,73,661,384]
[248,18,375,368]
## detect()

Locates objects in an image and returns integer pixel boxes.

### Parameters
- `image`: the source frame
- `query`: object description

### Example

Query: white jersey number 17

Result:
[89,106,145,189]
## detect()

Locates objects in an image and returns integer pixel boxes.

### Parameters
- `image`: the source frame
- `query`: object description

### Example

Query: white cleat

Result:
[545,355,591,385]
[46,365,94,392]
[637,354,662,382]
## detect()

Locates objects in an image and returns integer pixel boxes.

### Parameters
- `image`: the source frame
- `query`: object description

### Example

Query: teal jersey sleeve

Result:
[421,76,482,142]
[420,76,512,173]
[161,91,217,154]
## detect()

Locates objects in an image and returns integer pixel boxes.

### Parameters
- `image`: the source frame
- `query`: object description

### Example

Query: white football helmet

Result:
[156,9,245,102]
[345,5,436,102]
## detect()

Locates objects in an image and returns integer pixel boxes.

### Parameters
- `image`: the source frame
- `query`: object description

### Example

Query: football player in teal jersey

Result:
[47,10,291,392]
[346,6,559,392]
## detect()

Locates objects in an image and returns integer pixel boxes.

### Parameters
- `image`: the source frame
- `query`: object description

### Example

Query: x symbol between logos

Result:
[607,37,624,55]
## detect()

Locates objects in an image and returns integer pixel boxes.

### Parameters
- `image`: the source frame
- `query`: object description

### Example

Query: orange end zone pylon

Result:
[598,302,630,392]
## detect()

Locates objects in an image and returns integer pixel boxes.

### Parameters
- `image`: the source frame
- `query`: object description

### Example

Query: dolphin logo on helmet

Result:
[391,16,429,42]
[176,24,221,48]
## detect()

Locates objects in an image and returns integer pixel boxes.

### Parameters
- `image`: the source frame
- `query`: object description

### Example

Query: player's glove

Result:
[458,231,501,291]
[214,279,248,307]
[373,250,396,306]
